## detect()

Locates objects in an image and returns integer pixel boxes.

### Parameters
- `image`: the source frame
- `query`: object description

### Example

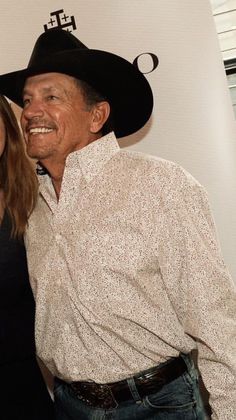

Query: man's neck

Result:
[39,159,65,201]
[51,173,64,200]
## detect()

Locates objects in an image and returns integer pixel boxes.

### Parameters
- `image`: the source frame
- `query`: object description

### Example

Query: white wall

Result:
[1,0,235,279]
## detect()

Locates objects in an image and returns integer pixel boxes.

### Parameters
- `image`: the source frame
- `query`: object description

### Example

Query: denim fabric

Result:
[54,354,206,420]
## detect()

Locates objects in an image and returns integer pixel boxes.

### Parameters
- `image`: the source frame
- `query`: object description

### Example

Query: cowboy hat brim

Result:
[0,33,153,138]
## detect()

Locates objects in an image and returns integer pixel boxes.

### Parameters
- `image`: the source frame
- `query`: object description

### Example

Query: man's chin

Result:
[26,150,40,160]
[26,148,46,160]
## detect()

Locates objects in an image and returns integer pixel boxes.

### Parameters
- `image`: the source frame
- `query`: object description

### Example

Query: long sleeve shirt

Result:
[25,132,236,420]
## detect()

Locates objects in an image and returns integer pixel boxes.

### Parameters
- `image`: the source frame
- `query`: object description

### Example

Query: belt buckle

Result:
[71,382,118,409]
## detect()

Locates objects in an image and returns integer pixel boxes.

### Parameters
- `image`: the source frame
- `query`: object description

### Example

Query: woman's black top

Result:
[0,211,36,362]
[0,211,54,419]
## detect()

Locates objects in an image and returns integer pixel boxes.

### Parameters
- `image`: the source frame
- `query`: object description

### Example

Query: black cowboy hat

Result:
[0,28,153,138]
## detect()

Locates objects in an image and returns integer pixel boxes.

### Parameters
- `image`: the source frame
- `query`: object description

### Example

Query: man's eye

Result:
[47,95,58,101]
[23,98,30,107]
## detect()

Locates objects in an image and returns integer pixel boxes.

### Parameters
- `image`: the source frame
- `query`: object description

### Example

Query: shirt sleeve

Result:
[158,169,236,420]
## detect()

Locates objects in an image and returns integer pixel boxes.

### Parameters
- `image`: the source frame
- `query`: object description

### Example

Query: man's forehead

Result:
[23,72,77,94]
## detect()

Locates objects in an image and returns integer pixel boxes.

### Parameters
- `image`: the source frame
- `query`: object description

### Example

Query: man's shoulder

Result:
[117,148,175,172]
[116,149,202,188]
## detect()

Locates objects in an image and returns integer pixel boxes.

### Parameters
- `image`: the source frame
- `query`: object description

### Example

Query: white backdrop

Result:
[1,0,235,279]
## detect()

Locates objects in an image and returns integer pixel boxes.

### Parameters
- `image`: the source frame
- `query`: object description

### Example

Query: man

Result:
[0,28,235,420]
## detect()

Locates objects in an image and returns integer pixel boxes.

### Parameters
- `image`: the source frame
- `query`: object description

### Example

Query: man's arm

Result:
[158,168,236,420]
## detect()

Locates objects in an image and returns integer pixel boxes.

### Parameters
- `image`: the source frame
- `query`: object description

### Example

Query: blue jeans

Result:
[54,354,206,419]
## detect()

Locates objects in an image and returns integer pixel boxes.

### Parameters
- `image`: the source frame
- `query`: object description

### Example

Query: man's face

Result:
[21,72,96,164]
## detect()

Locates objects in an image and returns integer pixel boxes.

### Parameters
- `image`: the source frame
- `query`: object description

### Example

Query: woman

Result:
[0,95,54,419]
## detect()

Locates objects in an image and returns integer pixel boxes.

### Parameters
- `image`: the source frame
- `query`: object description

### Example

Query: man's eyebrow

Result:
[22,86,60,96]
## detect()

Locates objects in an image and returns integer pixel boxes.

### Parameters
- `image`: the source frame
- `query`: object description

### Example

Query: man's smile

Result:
[29,127,54,135]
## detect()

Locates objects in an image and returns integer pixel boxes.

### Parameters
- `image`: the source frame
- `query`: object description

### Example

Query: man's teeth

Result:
[29,127,53,134]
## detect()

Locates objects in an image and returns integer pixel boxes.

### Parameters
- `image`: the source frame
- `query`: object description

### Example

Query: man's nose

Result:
[22,99,44,120]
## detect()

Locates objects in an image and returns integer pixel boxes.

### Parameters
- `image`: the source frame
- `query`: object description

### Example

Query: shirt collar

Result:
[64,131,120,183]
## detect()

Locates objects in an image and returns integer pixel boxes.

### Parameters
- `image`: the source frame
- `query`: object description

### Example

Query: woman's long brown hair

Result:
[0,95,38,237]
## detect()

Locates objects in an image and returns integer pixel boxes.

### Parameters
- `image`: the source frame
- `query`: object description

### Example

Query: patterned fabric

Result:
[25,132,236,420]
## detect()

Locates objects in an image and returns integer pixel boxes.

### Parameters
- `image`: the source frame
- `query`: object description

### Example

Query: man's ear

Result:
[90,101,110,134]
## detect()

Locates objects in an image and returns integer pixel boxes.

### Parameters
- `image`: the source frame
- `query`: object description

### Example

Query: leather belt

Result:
[66,355,187,409]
